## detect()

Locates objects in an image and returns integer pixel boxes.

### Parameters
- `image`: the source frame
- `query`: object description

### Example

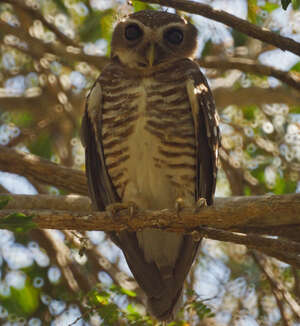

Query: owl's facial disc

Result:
[111,13,198,70]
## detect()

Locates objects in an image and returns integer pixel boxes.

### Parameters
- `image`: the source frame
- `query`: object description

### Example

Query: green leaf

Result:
[291,61,300,72]
[97,303,119,325]
[290,105,300,113]
[79,11,102,42]
[261,3,279,12]
[248,0,258,23]
[10,280,40,316]
[79,10,114,43]
[53,0,69,15]
[125,304,153,325]
[232,30,248,47]
[0,196,11,209]
[132,0,155,11]
[0,212,36,232]
[242,105,257,120]
[201,40,212,57]
[11,112,33,128]
[292,0,300,9]
[281,0,291,10]
[273,177,297,195]
[28,132,52,160]
[110,284,136,297]
[191,301,214,320]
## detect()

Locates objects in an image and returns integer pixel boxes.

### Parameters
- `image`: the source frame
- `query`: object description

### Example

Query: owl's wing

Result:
[81,78,166,299]
[163,66,221,311]
[187,67,220,204]
[81,81,120,210]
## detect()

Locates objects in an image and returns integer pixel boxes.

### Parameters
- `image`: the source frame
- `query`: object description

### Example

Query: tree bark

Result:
[0,145,88,195]
[1,193,300,267]
[0,193,299,234]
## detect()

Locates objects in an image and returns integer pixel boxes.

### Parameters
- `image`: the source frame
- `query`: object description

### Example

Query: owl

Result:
[81,10,220,321]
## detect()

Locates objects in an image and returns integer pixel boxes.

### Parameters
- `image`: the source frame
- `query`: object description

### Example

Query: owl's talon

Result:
[193,197,207,213]
[106,203,123,218]
[127,201,138,218]
[106,202,138,219]
[191,230,202,242]
[175,197,184,217]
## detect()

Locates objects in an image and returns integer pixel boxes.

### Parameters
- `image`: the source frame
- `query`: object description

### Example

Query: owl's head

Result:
[111,10,198,70]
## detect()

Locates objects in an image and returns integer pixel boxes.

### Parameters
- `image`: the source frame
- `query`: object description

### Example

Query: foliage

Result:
[0,212,36,233]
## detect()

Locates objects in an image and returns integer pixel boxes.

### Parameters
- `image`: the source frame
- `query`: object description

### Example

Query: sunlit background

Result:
[0,0,299,325]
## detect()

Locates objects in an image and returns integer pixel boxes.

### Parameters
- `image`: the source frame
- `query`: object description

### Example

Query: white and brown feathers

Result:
[81,10,220,321]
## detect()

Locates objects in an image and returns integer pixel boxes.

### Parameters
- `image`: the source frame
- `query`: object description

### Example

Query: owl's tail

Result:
[147,283,183,321]
[116,231,200,321]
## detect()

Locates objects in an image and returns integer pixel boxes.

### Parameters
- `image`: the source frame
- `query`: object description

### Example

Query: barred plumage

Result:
[81,10,220,321]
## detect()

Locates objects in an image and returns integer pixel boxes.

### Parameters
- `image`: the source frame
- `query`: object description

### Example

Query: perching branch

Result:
[1,194,300,268]
[140,0,300,56]
[0,193,299,234]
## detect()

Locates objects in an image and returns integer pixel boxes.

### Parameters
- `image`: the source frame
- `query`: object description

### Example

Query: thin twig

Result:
[4,0,78,47]
[252,252,300,322]
[253,252,291,326]
[199,57,300,91]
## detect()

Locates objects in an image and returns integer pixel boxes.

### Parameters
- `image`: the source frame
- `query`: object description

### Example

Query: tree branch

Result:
[252,252,291,326]
[0,193,299,233]
[0,20,108,68]
[214,86,300,108]
[140,0,300,56]
[252,252,300,320]
[4,0,78,47]
[199,57,300,92]
[0,145,88,195]
[1,193,300,267]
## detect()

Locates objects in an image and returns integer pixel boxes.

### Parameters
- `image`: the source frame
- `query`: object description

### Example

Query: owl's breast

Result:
[101,69,196,209]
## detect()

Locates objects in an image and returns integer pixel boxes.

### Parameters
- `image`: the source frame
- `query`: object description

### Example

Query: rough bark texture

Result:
[0,193,299,234]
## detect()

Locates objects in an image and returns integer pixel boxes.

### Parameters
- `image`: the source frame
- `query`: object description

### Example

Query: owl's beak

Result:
[146,43,155,67]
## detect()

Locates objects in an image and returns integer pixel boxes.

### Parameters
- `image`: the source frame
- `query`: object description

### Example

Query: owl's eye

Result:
[125,24,143,41]
[164,28,184,45]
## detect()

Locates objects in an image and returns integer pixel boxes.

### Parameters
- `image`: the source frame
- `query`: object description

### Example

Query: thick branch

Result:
[140,0,300,56]
[1,193,300,267]
[0,194,299,234]
[0,145,88,195]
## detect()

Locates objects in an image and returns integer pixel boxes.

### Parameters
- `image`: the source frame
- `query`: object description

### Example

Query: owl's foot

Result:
[191,230,202,242]
[190,198,207,242]
[194,197,207,213]
[106,202,138,218]
[175,197,185,217]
